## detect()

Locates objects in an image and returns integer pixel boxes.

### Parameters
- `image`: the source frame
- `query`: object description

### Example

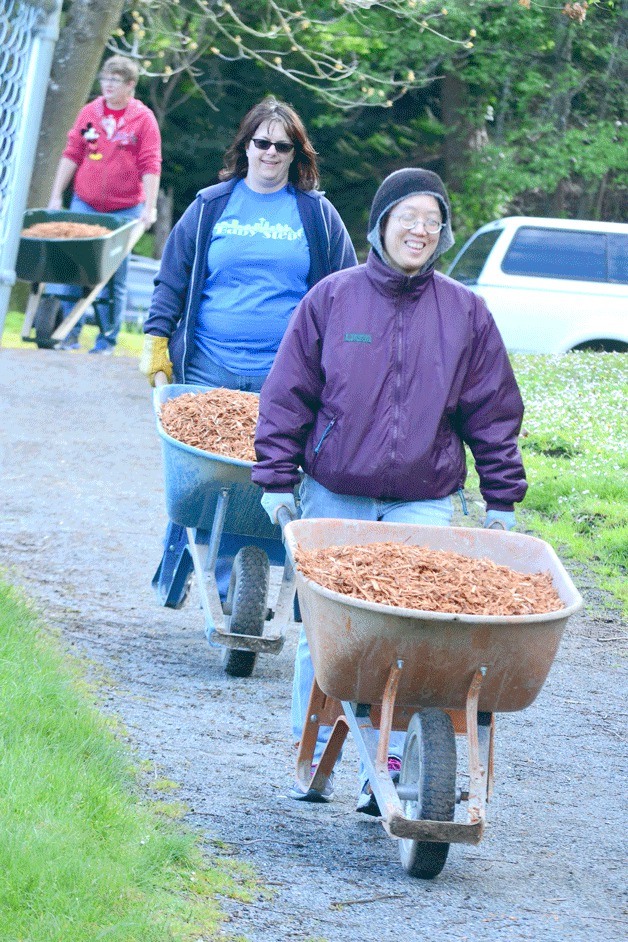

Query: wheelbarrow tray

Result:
[284,519,583,714]
[153,385,297,669]
[16,209,138,286]
[154,384,281,541]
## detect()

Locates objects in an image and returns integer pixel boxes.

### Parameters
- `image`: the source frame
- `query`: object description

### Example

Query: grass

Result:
[0,579,261,941]
[465,352,628,615]
[1,309,144,356]
[516,353,628,612]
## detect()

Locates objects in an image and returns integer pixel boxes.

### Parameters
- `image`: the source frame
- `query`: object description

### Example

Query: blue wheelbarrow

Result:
[153,384,296,678]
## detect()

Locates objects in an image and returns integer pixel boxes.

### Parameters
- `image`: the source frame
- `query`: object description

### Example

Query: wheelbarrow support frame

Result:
[295,662,494,846]
[186,491,296,654]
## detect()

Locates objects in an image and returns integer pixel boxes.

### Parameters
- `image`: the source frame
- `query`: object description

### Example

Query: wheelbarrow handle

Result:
[276,504,296,534]
[154,370,169,388]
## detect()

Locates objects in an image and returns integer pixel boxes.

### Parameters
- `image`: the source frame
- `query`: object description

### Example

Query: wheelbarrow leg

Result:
[295,679,349,797]
[465,668,494,825]
[21,284,44,340]
[186,490,229,647]
[340,660,405,821]
[50,277,112,343]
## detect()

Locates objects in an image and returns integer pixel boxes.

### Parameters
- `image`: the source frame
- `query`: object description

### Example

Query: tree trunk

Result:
[550,178,567,217]
[26,0,126,210]
[440,72,467,189]
[153,187,173,260]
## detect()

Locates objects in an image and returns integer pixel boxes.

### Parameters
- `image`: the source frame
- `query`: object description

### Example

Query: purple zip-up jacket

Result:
[252,251,527,511]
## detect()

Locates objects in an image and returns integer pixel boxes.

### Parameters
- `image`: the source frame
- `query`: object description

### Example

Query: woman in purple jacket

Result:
[253,168,527,810]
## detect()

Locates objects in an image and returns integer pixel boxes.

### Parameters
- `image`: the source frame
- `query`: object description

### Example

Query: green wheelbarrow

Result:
[16,208,144,348]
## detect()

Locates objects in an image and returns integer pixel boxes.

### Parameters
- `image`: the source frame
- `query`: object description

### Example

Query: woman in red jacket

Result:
[47,55,162,353]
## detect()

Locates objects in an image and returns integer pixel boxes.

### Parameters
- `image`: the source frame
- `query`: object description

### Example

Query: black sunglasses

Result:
[251,137,294,155]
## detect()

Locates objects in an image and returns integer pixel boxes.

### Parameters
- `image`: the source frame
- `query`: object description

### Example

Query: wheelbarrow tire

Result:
[222,546,270,678]
[34,296,63,349]
[398,709,456,880]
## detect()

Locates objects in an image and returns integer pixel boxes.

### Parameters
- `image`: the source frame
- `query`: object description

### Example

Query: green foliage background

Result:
[124,0,627,255]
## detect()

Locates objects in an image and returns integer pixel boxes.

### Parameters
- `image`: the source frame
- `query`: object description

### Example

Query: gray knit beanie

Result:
[367,168,455,273]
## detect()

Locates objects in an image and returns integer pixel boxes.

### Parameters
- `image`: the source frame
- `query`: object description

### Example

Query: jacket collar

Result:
[365,249,434,299]
[93,96,144,124]
[196,178,325,204]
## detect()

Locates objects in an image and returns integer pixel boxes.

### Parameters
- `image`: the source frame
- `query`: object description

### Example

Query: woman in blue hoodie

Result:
[139,97,356,613]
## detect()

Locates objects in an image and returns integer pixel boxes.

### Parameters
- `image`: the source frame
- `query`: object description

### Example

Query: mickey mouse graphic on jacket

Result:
[81,123,101,160]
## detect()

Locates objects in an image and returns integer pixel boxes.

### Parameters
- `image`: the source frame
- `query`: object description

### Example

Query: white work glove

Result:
[484,510,516,531]
[261,492,297,525]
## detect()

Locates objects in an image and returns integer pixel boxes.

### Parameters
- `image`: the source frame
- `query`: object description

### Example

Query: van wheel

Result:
[570,340,628,353]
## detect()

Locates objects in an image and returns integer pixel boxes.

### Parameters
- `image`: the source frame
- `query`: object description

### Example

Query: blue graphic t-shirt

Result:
[194,180,311,375]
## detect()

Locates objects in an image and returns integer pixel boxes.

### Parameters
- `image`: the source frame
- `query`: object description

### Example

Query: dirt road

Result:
[1,348,626,942]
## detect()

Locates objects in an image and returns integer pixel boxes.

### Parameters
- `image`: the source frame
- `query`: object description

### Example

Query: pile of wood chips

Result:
[295,542,564,616]
[160,388,258,462]
[22,222,111,239]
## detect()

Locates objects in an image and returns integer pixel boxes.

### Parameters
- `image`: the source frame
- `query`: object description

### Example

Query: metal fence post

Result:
[0,0,62,338]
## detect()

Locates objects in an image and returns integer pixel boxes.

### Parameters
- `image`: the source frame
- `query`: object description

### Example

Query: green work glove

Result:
[139,334,173,386]
[484,510,516,531]
[261,492,297,525]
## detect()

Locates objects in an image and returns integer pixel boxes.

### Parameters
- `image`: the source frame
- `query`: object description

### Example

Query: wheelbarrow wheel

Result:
[34,296,63,349]
[222,546,270,678]
[398,709,456,880]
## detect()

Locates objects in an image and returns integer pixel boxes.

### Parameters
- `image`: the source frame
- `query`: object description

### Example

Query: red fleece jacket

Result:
[63,96,162,212]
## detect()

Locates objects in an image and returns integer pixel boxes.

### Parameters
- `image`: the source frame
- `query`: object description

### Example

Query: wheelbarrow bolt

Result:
[309,714,318,723]
[456,787,470,803]
[396,783,419,802]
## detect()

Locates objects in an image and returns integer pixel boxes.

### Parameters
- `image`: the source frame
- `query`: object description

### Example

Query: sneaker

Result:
[356,756,402,817]
[288,766,334,803]
[89,335,114,355]
[59,339,81,351]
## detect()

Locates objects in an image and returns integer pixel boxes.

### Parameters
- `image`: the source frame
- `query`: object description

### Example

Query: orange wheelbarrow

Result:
[283,519,583,879]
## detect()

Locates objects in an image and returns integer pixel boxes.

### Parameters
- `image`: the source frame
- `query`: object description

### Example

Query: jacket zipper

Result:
[313,418,336,456]
[457,488,469,515]
[181,201,206,383]
[317,200,331,270]
[386,295,404,491]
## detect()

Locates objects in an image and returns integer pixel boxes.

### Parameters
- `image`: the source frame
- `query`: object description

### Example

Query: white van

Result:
[446,217,628,353]
[125,253,160,325]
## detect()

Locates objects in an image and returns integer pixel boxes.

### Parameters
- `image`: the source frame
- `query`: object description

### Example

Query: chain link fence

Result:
[0,0,61,334]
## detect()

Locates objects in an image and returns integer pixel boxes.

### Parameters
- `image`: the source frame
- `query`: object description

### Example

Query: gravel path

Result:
[1,348,626,942]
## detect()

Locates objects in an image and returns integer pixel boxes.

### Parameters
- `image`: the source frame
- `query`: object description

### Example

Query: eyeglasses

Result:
[99,75,126,85]
[251,137,294,155]
[391,212,444,235]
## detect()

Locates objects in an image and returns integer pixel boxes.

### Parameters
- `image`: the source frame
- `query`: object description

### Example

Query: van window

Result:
[502,227,607,281]
[448,229,502,284]
[608,234,628,285]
